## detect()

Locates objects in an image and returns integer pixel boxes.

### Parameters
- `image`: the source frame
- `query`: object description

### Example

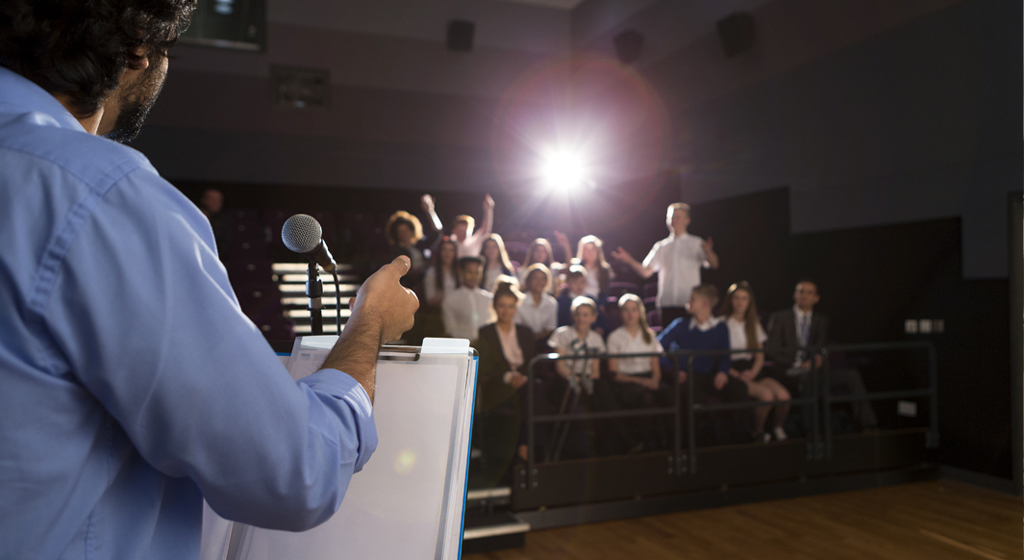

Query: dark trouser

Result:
[690,372,753,445]
[774,366,878,432]
[611,372,668,448]
[659,307,688,329]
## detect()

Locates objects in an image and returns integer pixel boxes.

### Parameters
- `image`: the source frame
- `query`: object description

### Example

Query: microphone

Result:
[282,214,337,272]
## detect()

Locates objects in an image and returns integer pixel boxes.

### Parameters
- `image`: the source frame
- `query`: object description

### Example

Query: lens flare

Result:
[541,150,587,189]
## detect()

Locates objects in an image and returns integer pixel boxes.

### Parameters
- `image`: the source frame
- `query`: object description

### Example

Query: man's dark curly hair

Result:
[0,0,196,116]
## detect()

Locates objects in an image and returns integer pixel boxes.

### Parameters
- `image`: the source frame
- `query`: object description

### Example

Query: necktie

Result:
[799,315,810,346]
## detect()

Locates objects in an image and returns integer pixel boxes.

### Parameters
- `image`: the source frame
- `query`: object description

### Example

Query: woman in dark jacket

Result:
[474,280,540,463]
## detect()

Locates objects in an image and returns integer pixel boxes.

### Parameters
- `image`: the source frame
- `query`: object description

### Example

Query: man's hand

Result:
[713,371,728,391]
[678,370,688,384]
[483,194,495,210]
[510,372,527,390]
[421,194,434,212]
[322,256,419,402]
[610,246,635,264]
[701,237,714,254]
[350,256,420,343]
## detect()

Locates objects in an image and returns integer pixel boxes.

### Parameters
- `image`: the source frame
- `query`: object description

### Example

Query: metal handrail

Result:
[522,341,938,490]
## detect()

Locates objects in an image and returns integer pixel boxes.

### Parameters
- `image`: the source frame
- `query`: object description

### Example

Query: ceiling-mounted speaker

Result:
[716,12,755,57]
[447,20,475,52]
[613,29,644,65]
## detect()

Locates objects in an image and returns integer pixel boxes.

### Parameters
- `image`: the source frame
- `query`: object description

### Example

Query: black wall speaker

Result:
[447,20,475,52]
[716,12,755,57]
[613,29,645,65]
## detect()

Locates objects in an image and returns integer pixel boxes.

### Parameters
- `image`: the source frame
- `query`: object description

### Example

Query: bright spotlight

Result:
[541,151,587,189]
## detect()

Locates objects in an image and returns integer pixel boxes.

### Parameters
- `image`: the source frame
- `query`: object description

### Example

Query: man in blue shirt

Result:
[0,1,419,559]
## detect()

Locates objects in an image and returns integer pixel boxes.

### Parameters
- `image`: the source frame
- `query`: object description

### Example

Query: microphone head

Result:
[281,214,322,254]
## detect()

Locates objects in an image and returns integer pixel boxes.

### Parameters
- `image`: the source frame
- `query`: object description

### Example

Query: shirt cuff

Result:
[300,369,378,473]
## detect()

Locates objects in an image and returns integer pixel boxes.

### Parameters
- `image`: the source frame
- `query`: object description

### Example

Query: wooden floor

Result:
[467,480,1021,560]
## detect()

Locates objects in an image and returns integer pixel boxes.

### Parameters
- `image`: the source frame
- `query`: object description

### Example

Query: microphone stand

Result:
[306,261,324,335]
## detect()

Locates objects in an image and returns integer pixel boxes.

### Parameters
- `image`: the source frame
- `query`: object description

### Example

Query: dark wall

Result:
[645,0,1022,279]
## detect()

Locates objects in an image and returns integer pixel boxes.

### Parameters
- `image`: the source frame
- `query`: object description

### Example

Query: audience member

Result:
[516,264,558,342]
[442,256,494,340]
[199,188,232,266]
[475,283,539,462]
[556,265,610,334]
[423,238,459,307]
[574,235,614,300]
[481,234,517,292]
[766,281,877,429]
[721,282,791,443]
[607,294,665,446]
[518,238,562,292]
[548,297,642,454]
[613,203,720,327]
[385,210,429,288]
[658,285,746,405]
[448,194,495,257]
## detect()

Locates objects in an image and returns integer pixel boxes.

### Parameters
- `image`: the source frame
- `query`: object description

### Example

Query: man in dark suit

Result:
[766,280,877,430]
[766,280,828,378]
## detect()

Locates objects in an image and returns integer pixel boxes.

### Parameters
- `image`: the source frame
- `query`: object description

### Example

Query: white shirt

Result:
[548,327,606,375]
[442,286,493,340]
[516,292,558,335]
[642,232,708,309]
[496,323,524,371]
[689,315,722,332]
[607,327,664,375]
[482,264,510,292]
[423,267,457,303]
[724,316,767,362]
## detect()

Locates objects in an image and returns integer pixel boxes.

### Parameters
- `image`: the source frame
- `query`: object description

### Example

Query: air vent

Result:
[271,66,330,109]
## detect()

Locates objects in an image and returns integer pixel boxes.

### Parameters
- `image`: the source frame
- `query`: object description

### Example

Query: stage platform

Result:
[464,479,1020,560]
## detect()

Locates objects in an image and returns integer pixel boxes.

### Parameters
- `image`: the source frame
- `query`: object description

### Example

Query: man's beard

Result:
[104,62,166,144]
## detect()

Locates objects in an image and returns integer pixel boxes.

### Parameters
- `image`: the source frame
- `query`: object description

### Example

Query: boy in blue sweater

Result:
[658,284,747,402]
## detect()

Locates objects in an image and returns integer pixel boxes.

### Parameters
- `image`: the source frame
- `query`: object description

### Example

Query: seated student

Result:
[607,294,666,447]
[721,282,791,443]
[548,297,642,455]
[481,234,517,292]
[516,264,558,343]
[658,284,747,407]
[556,265,610,334]
[766,280,877,430]
[419,238,459,339]
[442,256,493,340]
[607,294,664,404]
[573,235,615,301]
[475,281,540,462]
[518,238,560,293]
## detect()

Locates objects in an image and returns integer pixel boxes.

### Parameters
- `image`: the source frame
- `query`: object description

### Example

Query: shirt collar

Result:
[793,305,812,320]
[688,316,720,332]
[0,66,87,133]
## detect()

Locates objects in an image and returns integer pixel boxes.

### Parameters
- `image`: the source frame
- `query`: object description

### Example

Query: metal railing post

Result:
[927,344,939,448]
[687,355,696,474]
[820,348,830,460]
[672,355,683,474]
[526,357,536,491]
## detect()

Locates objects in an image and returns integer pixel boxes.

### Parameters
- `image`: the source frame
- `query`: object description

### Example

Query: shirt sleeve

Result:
[543,298,558,332]
[44,169,375,532]
[695,237,709,267]
[756,323,768,346]
[642,242,662,273]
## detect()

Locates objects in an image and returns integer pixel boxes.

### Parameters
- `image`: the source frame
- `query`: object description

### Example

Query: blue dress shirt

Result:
[0,67,377,560]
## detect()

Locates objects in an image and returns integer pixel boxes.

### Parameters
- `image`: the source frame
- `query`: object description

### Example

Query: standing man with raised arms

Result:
[612,203,720,327]
[0,1,419,558]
